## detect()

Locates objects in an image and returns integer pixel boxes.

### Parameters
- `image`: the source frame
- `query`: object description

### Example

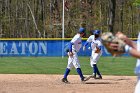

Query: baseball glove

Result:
[101,32,126,56]
[95,47,101,53]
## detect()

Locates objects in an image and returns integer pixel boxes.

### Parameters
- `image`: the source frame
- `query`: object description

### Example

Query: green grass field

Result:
[0,56,137,76]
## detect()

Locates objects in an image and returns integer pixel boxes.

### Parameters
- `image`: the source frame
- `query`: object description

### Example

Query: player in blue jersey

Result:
[62,27,89,83]
[83,30,102,79]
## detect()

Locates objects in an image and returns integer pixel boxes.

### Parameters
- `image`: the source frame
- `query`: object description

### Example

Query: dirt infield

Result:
[0,74,137,93]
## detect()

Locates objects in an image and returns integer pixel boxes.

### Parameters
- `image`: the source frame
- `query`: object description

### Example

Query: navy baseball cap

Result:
[78,27,86,33]
[94,30,101,35]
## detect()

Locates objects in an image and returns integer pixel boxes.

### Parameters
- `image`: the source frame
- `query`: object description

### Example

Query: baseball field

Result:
[0,56,137,93]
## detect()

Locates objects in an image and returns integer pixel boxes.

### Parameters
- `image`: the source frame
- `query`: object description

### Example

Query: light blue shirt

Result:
[135,32,140,76]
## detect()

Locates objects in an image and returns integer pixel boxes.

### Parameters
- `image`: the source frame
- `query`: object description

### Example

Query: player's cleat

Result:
[62,78,70,83]
[90,73,96,79]
[95,76,102,79]
[90,75,96,79]
[81,77,90,82]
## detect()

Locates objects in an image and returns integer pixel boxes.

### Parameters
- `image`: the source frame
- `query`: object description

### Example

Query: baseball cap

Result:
[78,27,86,34]
[94,30,101,35]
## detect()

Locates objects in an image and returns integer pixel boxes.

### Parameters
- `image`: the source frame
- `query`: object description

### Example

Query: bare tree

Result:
[108,0,116,33]
[0,0,140,38]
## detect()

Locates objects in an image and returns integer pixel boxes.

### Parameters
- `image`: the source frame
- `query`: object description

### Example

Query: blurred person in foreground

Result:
[110,32,140,93]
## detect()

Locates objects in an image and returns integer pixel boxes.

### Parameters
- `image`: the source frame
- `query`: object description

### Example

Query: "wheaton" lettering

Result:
[0,41,47,55]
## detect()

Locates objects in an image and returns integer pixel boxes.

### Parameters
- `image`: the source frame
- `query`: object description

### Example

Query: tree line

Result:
[0,0,140,38]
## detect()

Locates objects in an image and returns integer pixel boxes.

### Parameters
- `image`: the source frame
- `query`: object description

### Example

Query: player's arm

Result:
[68,42,74,56]
[124,44,140,58]
[115,32,140,58]
[124,38,136,49]
[129,48,140,58]
[83,36,93,51]
[95,42,102,53]
[95,46,101,53]
[83,41,89,51]
[84,41,89,46]
[69,36,78,56]
[110,42,140,58]
[84,37,91,47]
[96,45,101,50]
[116,32,137,49]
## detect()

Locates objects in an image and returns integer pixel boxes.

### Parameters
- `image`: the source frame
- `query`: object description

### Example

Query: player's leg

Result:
[93,64,102,79]
[90,55,96,78]
[62,68,70,83]
[72,52,88,81]
[90,52,97,78]
[94,53,102,79]
[91,53,102,79]
[62,56,73,83]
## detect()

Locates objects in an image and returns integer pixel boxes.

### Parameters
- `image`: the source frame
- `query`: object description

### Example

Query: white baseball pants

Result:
[90,50,102,67]
[67,51,80,69]
[134,76,140,93]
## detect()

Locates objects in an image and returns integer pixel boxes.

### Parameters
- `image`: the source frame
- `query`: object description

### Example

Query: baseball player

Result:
[83,30,102,79]
[109,32,140,93]
[62,27,89,83]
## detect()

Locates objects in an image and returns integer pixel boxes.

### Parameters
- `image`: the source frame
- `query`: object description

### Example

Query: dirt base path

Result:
[0,74,137,93]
